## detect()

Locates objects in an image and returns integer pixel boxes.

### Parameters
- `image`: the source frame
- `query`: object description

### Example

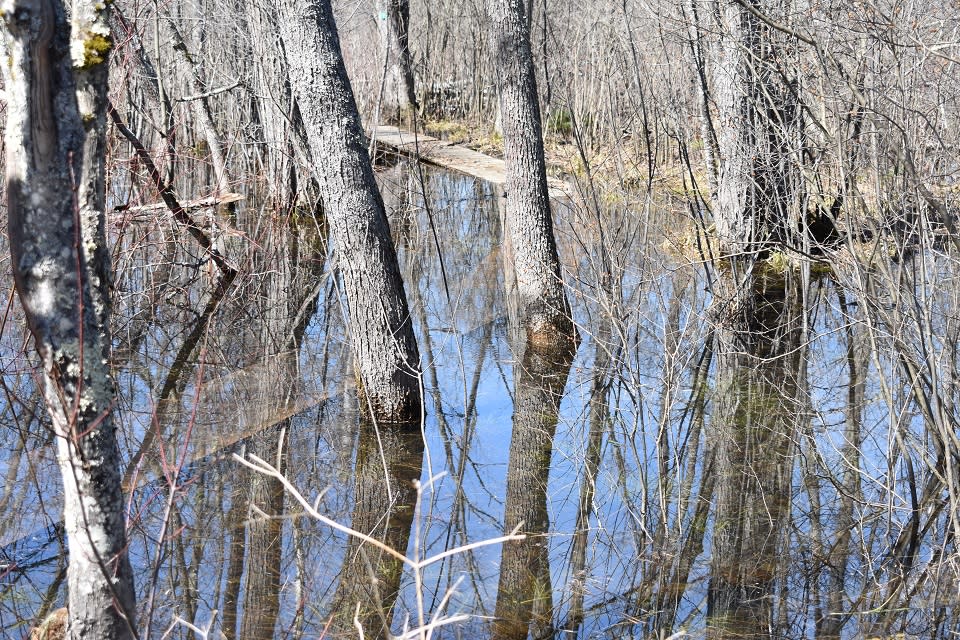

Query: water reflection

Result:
[707,269,805,639]
[2,160,958,639]
[329,420,424,638]
[492,331,576,640]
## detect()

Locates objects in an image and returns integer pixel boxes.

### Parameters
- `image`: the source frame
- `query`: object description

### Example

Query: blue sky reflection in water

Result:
[0,161,957,638]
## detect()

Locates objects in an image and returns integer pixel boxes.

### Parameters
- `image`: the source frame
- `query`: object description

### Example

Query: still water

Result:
[0,161,957,638]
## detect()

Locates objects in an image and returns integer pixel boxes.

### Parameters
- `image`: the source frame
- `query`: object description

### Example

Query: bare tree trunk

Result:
[682,0,720,193]
[703,9,807,630]
[711,0,802,256]
[493,240,576,639]
[244,0,315,207]
[378,0,417,119]
[489,0,575,348]
[1,0,137,638]
[272,0,422,425]
[166,16,228,188]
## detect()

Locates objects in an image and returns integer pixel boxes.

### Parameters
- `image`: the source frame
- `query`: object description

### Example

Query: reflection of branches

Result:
[233,455,524,638]
[123,270,236,487]
[831,242,960,634]
[563,261,616,635]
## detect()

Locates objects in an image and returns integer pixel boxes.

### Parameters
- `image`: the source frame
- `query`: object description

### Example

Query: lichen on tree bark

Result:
[0,0,136,637]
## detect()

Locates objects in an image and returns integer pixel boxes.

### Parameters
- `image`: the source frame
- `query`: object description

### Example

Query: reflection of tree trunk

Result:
[705,2,807,632]
[123,270,237,486]
[220,482,247,639]
[234,217,327,639]
[330,421,425,638]
[707,277,804,640]
[239,426,288,640]
[811,291,865,639]
[493,335,576,639]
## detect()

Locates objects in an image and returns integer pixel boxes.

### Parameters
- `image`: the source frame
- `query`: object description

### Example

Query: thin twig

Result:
[232,453,526,570]
[175,79,242,102]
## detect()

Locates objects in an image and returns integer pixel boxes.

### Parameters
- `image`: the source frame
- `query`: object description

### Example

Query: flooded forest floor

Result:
[1,121,959,640]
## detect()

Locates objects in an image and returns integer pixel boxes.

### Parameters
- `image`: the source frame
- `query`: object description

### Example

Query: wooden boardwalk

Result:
[370,125,571,199]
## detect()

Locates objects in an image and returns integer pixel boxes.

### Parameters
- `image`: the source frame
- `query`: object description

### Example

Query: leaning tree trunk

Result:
[377,0,417,119]
[272,0,422,425]
[489,0,575,349]
[1,1,137,638]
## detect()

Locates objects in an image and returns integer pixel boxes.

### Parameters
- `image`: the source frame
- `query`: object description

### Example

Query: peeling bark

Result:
[0,0,137,637]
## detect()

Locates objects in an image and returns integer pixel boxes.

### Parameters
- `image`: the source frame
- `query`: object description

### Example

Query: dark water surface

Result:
[1,162,957,638]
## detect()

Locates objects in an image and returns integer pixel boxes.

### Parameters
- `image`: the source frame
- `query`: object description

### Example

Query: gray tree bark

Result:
[710,0,802,256]
[272,0,422,425]
[683,0,720,193]
[489,0,575,349]
[245,0,316,208]
[166,16,228,188]
[377,0,417,119]
[1,0,137,638]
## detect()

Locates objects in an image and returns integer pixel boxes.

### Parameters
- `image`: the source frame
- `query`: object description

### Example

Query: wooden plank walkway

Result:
[371,125,571,199]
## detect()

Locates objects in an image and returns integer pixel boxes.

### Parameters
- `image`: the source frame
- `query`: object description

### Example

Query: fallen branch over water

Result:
[114,191,244,215]
[108,101,236,276]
